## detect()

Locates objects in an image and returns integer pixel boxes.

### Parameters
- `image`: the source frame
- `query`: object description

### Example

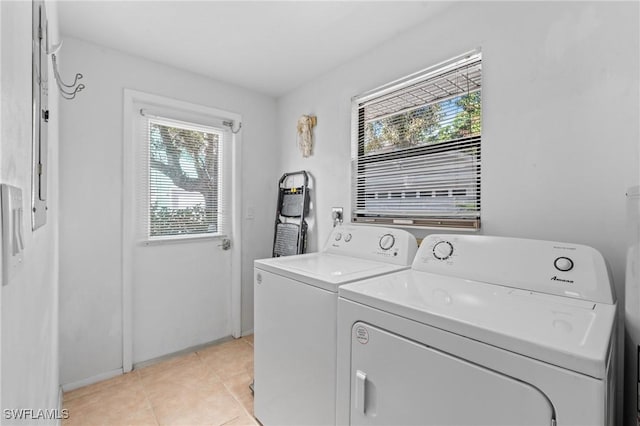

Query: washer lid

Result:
[255,253,409,292]
[339,270,616,379]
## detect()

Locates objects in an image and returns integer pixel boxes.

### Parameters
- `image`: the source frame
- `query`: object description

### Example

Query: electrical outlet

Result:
[332,207,343,226]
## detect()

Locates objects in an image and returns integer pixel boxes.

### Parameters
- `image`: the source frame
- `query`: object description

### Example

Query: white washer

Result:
[254,225,417,426]
[336,234,617,426]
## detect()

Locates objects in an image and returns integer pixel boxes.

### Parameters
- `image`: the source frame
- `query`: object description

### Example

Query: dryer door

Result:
[349,322,554,426]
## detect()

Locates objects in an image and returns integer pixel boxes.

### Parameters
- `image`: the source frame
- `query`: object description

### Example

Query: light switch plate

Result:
[1,184,25,286]
[246,207,255,220]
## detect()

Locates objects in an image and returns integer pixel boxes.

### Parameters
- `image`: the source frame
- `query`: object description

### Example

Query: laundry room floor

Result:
[62,335,256,426]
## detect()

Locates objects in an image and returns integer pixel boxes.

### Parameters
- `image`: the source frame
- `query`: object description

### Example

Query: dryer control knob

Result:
[433,241,454,260]
[344,233,352,242]
[554,257,574,272]
[379,234,395,251]
[335,233,342,241]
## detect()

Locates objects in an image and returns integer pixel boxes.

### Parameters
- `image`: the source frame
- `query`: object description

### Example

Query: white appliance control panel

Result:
[415,234,615,304]
[554,256,574,272]
[379,233,395,251]
[325,225,417,266]
[432,240,454,260]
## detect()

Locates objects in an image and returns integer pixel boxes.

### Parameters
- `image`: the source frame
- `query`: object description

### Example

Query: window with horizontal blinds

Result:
[352,51,482,229]
[140,114,227,240]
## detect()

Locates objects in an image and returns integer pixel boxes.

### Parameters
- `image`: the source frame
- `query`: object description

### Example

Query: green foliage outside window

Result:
[364,92,481,155]
[149,203,209,237]
[148,122,220,237]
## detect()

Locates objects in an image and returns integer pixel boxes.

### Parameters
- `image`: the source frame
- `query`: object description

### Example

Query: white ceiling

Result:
[56,1,450,97]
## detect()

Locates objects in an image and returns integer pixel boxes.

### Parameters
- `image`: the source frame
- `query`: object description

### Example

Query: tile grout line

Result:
[135,369,161,426]
[200,338,257,425]
[195,349,252,425]
[231,338,257,423]
[221,378,254,423]
[64,336,256,426]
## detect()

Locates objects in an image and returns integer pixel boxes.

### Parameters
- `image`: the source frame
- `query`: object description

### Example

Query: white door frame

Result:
[122,89,242,372]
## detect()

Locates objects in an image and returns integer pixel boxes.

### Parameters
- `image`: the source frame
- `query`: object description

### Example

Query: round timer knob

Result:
[334,233,342,241]
[379,234,395,251]
[433,241,454,260]
[554,257,574,272]
[344,233,352,242]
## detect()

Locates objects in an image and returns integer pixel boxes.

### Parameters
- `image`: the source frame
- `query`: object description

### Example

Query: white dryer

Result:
[254,225,417,426]
[336,234,617,426]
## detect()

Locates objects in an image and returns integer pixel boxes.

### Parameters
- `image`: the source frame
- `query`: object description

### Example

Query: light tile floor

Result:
[63,335,257,426]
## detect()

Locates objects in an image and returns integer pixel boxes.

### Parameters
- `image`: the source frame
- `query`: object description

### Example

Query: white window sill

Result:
[139,233,228,246]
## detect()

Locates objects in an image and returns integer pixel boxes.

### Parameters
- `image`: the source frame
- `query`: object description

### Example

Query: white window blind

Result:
[351,51,482,229]
[138,113,228,240]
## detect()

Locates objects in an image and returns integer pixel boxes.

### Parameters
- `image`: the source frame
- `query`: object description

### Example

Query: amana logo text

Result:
[551,276,574,284]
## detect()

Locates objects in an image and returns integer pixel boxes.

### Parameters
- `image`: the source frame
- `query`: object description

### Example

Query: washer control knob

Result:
[335,232,342,241]
[379,234,395,251]
[554,257,574,272]
[433,241,454,260]
[344,233,352,242]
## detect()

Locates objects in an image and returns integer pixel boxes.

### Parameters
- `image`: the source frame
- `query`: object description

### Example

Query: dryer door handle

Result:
[355,370,367,414]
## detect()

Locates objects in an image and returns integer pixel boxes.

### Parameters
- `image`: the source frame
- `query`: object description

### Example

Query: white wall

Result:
[278,0,638,298]
[276,1,639,418]
[1,0,61,422]
[278,2,638,266]
[59,37,278,386]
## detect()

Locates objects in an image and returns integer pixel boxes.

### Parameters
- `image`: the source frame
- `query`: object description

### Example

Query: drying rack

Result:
[272,171,310,257]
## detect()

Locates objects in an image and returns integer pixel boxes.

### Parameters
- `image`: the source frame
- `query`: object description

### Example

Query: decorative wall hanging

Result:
[297,115,317,158]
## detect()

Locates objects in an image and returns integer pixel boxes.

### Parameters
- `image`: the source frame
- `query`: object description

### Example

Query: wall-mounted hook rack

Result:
[48,41,85,100]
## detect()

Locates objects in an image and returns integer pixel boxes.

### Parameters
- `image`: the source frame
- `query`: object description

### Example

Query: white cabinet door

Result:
[349,322,554,426]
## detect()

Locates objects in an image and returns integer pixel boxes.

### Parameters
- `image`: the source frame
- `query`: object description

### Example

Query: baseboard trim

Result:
[132,335,235,370]
[241,329,254,337]
[61,368,123,392]
[60,335,245,392]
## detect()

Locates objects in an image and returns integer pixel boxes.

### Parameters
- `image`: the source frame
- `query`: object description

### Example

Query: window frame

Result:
[351,50,482,230]
[124,93,239,246]
[142,114,226,242]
